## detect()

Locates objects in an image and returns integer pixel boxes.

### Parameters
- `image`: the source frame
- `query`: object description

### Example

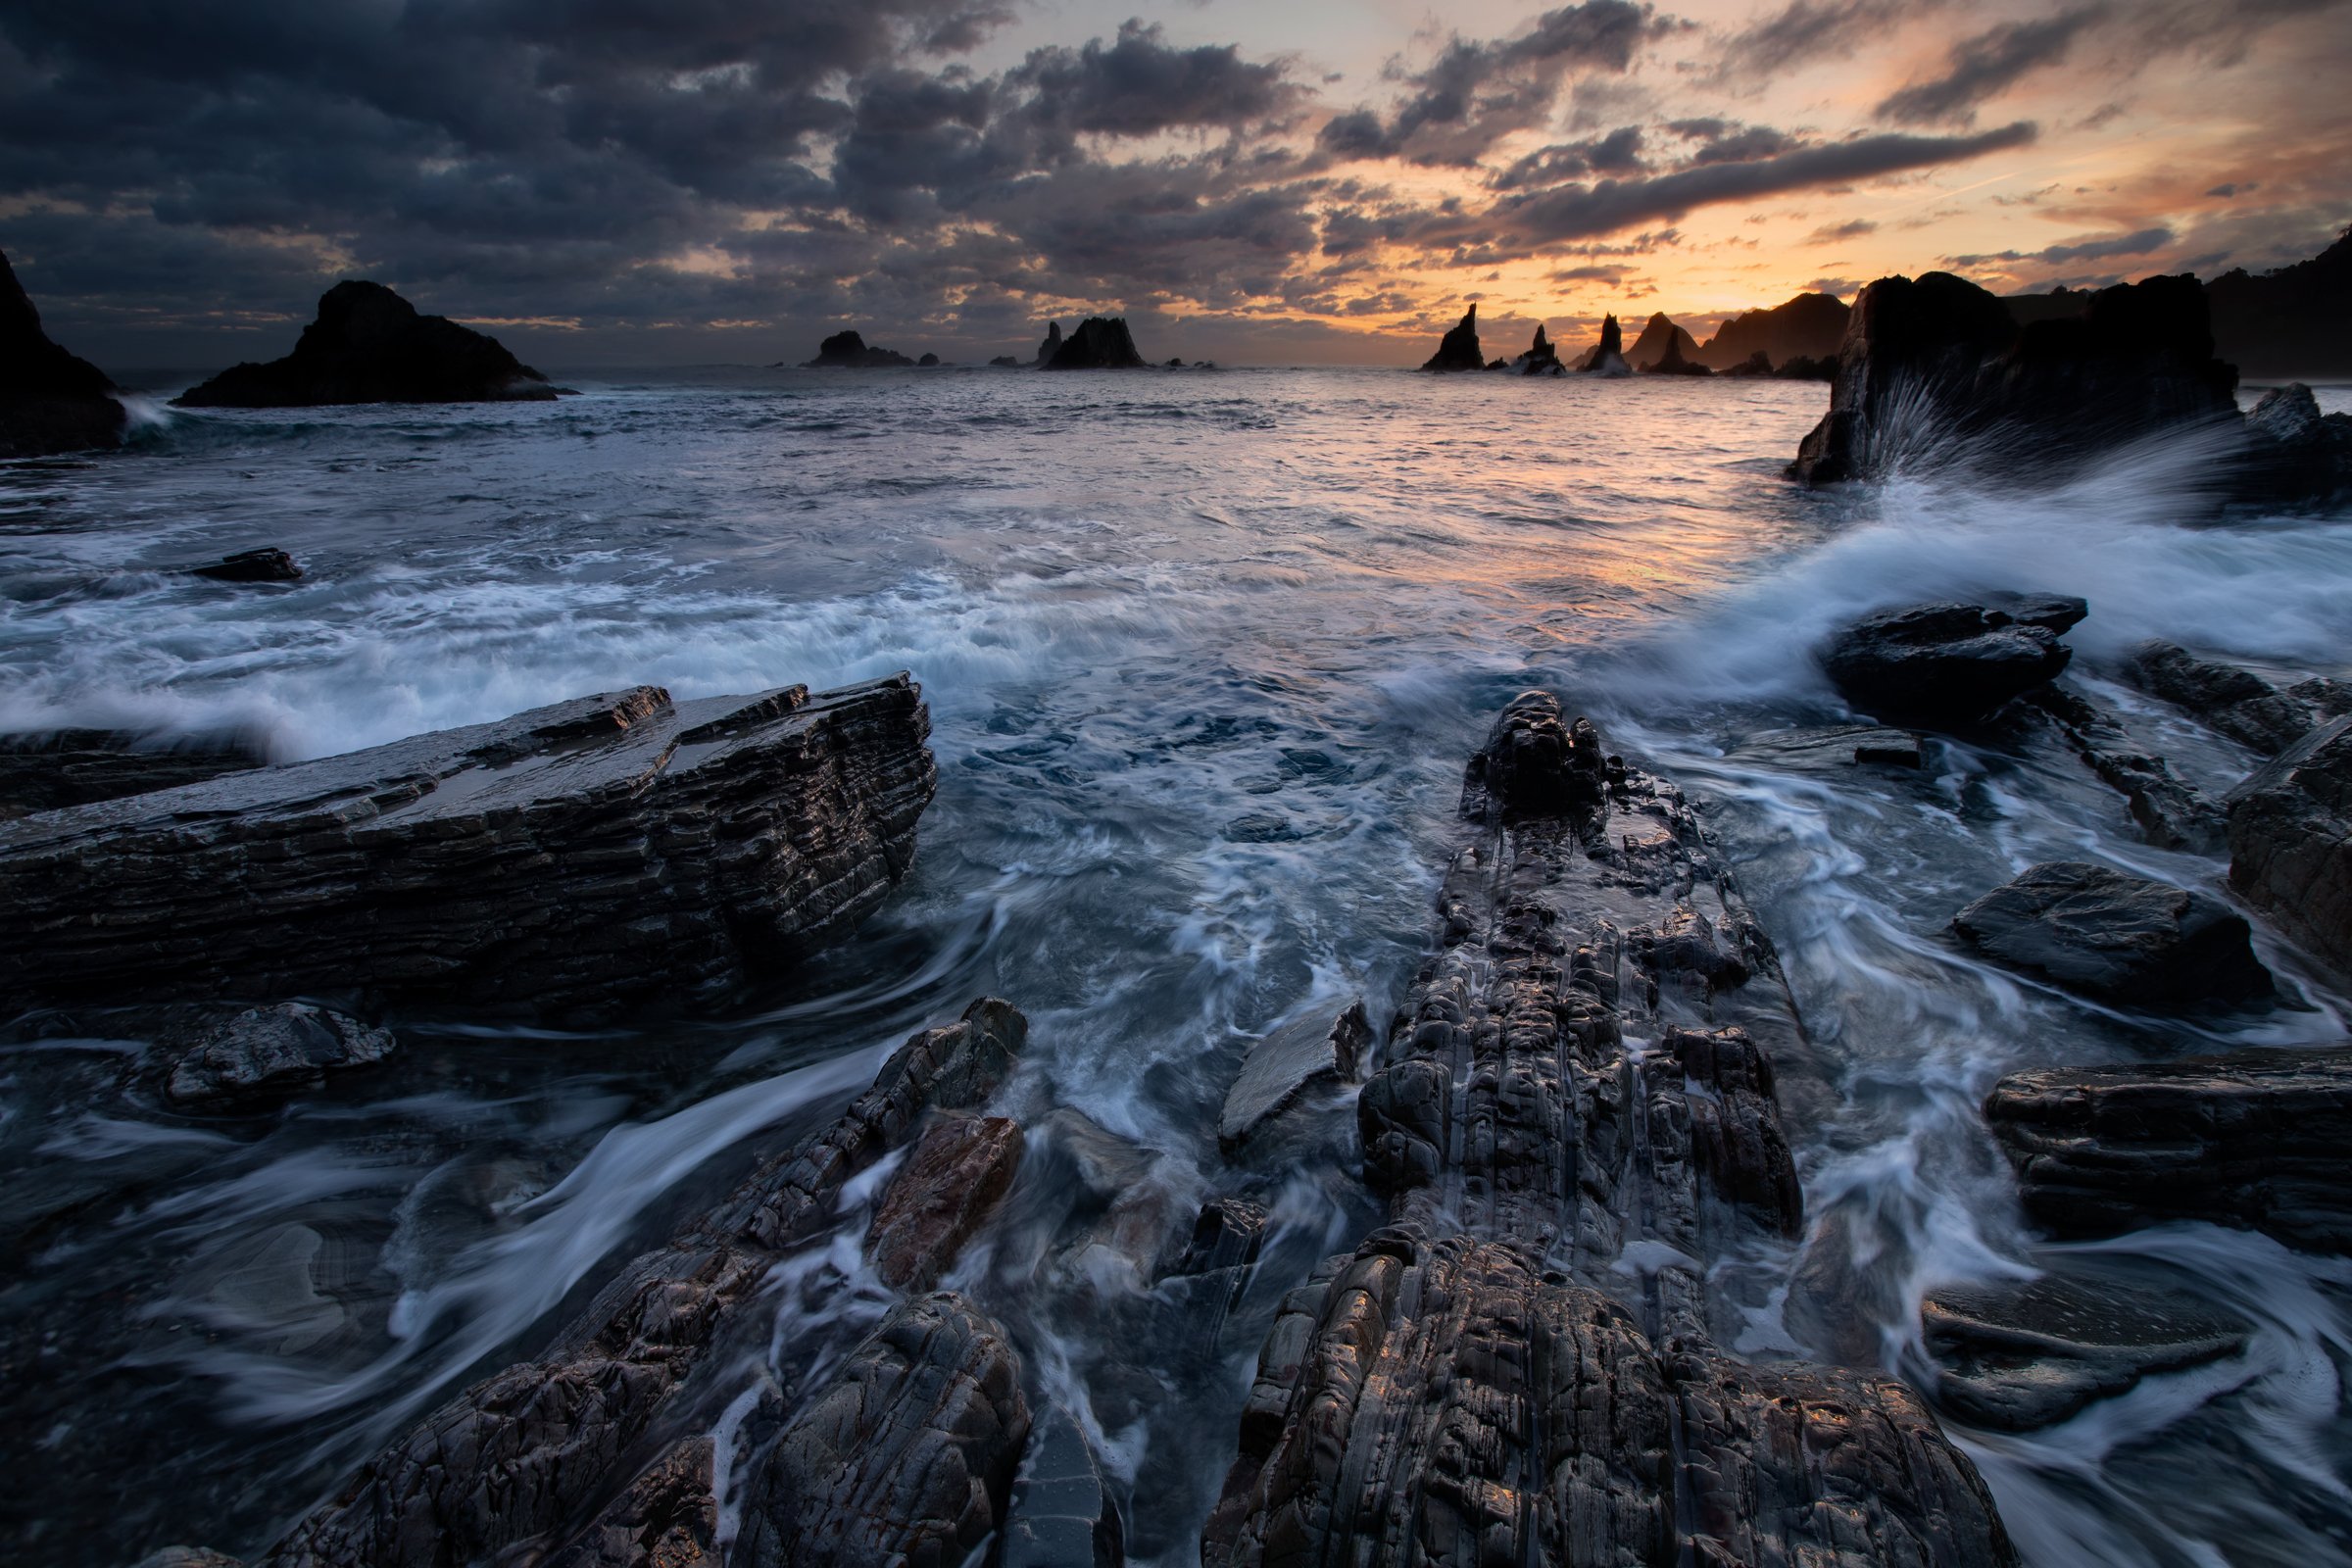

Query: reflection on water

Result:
[2,368,2349,1563]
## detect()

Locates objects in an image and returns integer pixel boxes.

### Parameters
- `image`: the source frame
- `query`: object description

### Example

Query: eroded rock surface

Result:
[1218,1001,1370,1152]
[0,728,267,819]
[174,281,556,407]
[866,1112,1026,1291]
[1952,860,2272,1006]
[2019,686,2226,852]
[2227,716,2352,983]
[1984,1044,2352,1251]
[999,1403,1124,1568]
[2125,640,2320,755]
[1924,1275,2248,1432]
[0,675,937,1020]
[1821,598,2084,727]
[163,1003,396,1108]
[262,998,1025,1568]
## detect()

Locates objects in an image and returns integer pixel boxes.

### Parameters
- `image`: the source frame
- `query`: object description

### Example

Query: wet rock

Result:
[175,281,557,407]
[1729,723,1928,773]
[2229,716,2352,983]
[2239,382,2352,505]
[1952,861,2271,1006]
[1924,1274,2249,1432]
[1166,1196,1268,1282]
[0,246,125,458]
[1984,1043,2352,1251]
[1577,312,1631,374]
[0,675,937,1021]
[189,547,303,584]
[543,1437,716,1568]
[1820,598,2083,726]
[2019,686,2228,852]
[1217,1001,1371,1151]
[262,999,1024,1568]
[1419,304,1484,371]
[1791,270,2237,483]
[866,1113,1025,1291]
[1043,317,1147,369]
[128,1551,245,1568]
[163,1003,396,1108]
[1460,688,1611,818]
[734,1291,1031,1568]
[1000,1404,1124,1568]
[1518,322,1562,375]
[2125,640,2319,755]
[0,729,268,819]
[2285,674,2352,721]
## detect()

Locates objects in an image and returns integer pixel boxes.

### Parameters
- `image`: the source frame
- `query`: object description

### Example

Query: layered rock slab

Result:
[1951,860,2272,1007]
[2228,716,2352,984]
[0,675,937,1020]
[1984,1043,2352,1252]
[261,999,1025,1568]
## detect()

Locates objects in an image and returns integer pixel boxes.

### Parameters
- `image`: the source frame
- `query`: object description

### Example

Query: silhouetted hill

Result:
[1696,293,1849,370]
[1626,313,1700,370]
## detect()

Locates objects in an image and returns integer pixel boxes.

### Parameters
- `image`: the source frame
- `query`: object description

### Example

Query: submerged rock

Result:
[1577,312,1631,374]
[0,675,937,1021]
[866,1112,1025,1290]
[1951,861,2272,1006]
[0,728,268,819]
[1043,317,1147,369]
[2020,686,2227,852]
[2125,639,2322,755]
[190,547,303,584]
[1984,1044,2352,1252]
[1419,304,1484,371]
[263,999,1025,1568]
[163,1003,396,1108]
[1217,1001,1370,1152]
[0,246,125,458]
[2228,715,2352,983]
[803,328,915,368]
[174,281,557,408]
[1000,1404,1124,1568]
[1821,597,2085,726]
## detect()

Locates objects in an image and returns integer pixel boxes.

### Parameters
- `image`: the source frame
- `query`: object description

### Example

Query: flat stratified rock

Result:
[1820,598,2084,727]
[0,675,937,1020]
[1951,860,2272,1006]
[174,280,556,408]
[0,728,267,819]
[2228,716,2352,983]
[1001,1403,1124,1568]
[1217,1001,1370,1151]
[262,999,1025,1568]
[0,246,124,458]
[2020,686,2226,852]
[1984,1044,2352,1252]
[2124,640,2319,755]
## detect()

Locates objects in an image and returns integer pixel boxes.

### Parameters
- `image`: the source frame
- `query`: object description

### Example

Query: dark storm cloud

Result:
[1006,20,1303,139]
[1491,127,1648,189]
[1944,224,2175,267]
[1317,2,1668,167]
[1874,10,2104,126]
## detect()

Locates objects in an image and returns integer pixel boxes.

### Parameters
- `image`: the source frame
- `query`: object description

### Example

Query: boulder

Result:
[1217,1001,1370,1151]
[1951,861,2271,1006]
[262,999,1025,1568]
[541,1437,717,1568]
[0,247,125,457]
[2124,640,2319,755]
[0,675,937,1021]
[2228,715,2352,983]
[1790,271,2236,483]
[1820,597,2085,726]
[1923,1274,2249,1432]
[174,281,557,407]
[802,328,915,368]
[1984,1044,2352,1252]
[1043,317,1147,369]
[999,1404,1124,1568]
[190,547,303,584]
[734,1291,1030,1568]
[0,729,267,819]
[865,1113,1025,1291]
[1626,311,1702,370]
[1518,322,1562,375]
[1577,313,1631,375]
[1033,320,1063,366]
[162,1003,397,1108]
[1418,304,1484,371]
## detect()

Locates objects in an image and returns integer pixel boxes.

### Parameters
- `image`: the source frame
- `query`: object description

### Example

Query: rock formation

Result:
[865,1113,1025,1290]
[2238,382,2352,506]
[1033,320,1063,365]
[1518,322,1562,374]
[2125,639,2330,755]
[1789,271,2237,484]
[989,355,1021,368]
[1819,596,2085,727]
[1951,861,2272,1006]
[2193,224,2352,379]
[0,247,125,457]
[1043,317,1147,369]
[0,675,938,1021]
[1217,1002,1370,1152]
[174,281,557,408]
[1984,1044,2352,1252]
[0,728,267,819]
[1625,311,1701,370]
[802,329,916,368]
[1200,693,2015,1568]
[1642,331,1712,374]
[2228,715,2352,984]
[1722,349,1775,376]
[1577,312,1631,375]
[261,998,1027,1568]
[1775,353,1837,380]
[1697,290,1851,370]
[190,547,303,584]
[162,1003,397,1108]
[2018,685,2226,852]
[1419,305,1484,371]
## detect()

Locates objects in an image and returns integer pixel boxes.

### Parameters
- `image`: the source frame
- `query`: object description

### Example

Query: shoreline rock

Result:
[162,1003,397,1109]
[0,675,938,1021]
[190,547,303,584]
[1517,322,1562,375]
[1951,860,2273,1006]
[0,728,269,820]
[0,247,125,458]
[1418,304,1484,371]
[174,281,557,408]
[2228,715,2352,984]
[1821,596,2085,726]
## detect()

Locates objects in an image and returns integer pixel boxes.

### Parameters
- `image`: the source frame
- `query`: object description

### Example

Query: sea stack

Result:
[1041,317,1147,368]
[1033,320,1064,365]
[1643,333,1712,374]
[1578,313,1631,374]
[174,280,557,408]
[1519,322,1563,375]
[1419,304,1484,371]
[802,329,915,368]
[0,248,125,457]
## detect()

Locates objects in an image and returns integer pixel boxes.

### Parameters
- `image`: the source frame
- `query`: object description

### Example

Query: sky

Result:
[3,0,2347,368]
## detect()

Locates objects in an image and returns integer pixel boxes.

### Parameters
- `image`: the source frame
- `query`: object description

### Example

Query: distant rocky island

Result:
[0,247,125,458]
[795,315,1156,370]
[1420,295,1842,379]
[175,280,559,408]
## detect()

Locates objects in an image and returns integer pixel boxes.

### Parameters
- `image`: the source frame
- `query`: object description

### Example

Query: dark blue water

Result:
[4,367,2351,1564]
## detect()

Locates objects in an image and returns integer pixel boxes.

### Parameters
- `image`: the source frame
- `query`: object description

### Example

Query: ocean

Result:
[5,366,2351,1564]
